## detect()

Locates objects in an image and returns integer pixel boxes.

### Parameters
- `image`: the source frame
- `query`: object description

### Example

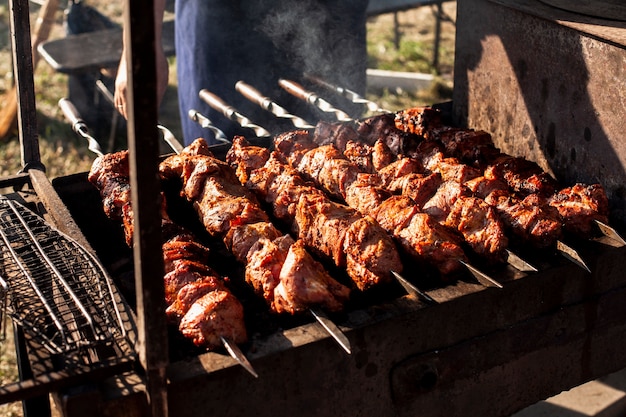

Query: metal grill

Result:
[0,197,127,355]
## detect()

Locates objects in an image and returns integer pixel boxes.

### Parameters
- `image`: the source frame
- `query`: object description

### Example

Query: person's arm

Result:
[114,0,168,119]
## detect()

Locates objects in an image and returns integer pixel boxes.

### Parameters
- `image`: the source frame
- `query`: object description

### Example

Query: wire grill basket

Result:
[0,197,127,355]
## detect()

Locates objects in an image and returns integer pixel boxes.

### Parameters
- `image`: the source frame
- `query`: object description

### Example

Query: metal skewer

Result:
[278,79,354,122]
[460,261,504,289]
[220,336,259,378]
[199,89,272,137]
[92,80,185,154]
[309,308,351,354]
[234,81,315,129]
[556,240,591,273]
[188,109,230,144]
[157,124,184,154]
[391,271,438,305]
[506,249,538,272]
[58,98,104,157]
[595,220,626,247]
[303,74,391,115]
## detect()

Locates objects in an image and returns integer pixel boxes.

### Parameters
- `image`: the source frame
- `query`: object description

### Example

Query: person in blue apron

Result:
[115,0,368,146]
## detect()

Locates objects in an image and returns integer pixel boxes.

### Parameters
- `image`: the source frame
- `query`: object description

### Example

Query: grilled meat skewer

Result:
[272,130,507,271]
[159,139,351,315]
[88,151,248,350]
[229,136,465,281]
[226,137,403,291]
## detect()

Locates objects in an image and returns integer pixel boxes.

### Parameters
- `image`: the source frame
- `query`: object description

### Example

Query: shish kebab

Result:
[282,77,617,247]
[199,90,438,304]
[159,138,355,353]
[317,107,614,271]
[200,88,502,286]
[60,97,260,376]
[277,80,617,270]
[208,85,515,284]
[85,148,257,377]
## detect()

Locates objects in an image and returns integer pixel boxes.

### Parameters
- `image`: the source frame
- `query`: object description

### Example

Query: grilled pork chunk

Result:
[229,137,402,291]
[161,139,351,314]
[548,183,609,238]
[89,151,248,349]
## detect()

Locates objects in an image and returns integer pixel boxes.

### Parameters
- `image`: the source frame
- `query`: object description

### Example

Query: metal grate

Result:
[0,197,127,355]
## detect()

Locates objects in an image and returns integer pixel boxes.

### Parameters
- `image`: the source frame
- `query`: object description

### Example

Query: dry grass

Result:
[0,2,456,415]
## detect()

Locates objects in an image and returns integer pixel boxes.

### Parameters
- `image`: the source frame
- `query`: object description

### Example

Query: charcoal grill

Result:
[3,1,626,417]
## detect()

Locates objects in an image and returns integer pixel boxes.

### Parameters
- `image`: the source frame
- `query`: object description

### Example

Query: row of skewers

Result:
[64,75,623,379]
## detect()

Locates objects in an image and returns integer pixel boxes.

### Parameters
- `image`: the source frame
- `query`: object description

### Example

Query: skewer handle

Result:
[278,79,352,122]
[199,89,272,137]
[58,98,104,157]
[235,81,314,129]
[199,89,233,117]
[58,98,85,133]
[235,81,272,110]
[277,79,310,102]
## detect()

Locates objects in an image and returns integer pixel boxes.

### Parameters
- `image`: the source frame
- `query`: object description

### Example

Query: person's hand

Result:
[114,46,169,119]
[114,51,129,118]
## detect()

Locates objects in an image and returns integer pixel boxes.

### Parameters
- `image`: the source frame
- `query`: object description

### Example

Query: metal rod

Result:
[595,220,626,247]
[58,98,104,157]
[460,261,504,289]
[233,81,315,129]
[309,308,351,354]
[124,0,169,415]
[220,336,258,378]
[391,271,438,304]
[8,0,42,171]
[303,74,391,114]
[188,109,230,144]
[199,89,272,137]
[557,240,591,273]
[278,79,353,122]
[506,249,538,273]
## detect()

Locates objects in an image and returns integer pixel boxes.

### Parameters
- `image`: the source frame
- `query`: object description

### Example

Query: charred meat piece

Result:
[225,222,283,263]
[166,276,226,322]
[179,290,247,348]
[485,190,563,248]
[273,129,318,167]
[424,152,482,184]
[295,193,398,290]
[484,155,559,197]
[356,113,421,155]
[548,183,609,238]
[422,181,472,223]
[464,176,509,199]
[445,196,509,263]
[387,172,443,209]
[274,239,351,314]
[296,145,360,201]
[394,107,444,137]
[375,196,467,276]
[313,120,360,152]
[343,174,390,216]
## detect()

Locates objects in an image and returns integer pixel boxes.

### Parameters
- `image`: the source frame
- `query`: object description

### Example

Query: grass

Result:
[0,2,456,415]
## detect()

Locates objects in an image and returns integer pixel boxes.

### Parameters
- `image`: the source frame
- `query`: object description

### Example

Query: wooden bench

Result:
[37,19,175,75]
